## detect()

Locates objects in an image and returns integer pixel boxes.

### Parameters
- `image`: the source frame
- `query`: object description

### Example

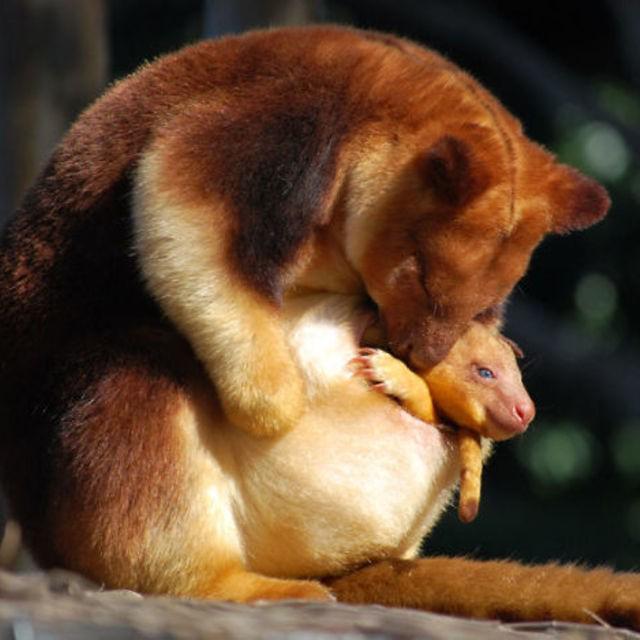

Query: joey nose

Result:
[513,399,535,430]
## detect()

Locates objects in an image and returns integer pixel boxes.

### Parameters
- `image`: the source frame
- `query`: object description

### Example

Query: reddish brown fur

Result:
[50,334,188,586]
[422,136,491,208]
[327,557,640,629]
[0,26,609,371]
[0,24,622,628]
[6,328,196,584]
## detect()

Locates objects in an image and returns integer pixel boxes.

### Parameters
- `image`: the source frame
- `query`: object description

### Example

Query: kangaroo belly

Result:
[238,391,458,577]
[184,294,459,578]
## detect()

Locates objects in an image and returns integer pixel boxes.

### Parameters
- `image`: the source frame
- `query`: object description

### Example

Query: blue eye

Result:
[477,367,495,379]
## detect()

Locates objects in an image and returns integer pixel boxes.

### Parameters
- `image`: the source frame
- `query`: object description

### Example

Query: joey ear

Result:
[548,164,610,234]
[500,336,524,359]
[422,135,490,207]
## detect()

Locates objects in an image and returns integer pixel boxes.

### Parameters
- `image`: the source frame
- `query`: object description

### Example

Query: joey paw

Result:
[349,348,405,399]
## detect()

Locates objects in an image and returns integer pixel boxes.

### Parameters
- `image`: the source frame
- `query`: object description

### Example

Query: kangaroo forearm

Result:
[132,160,304,435]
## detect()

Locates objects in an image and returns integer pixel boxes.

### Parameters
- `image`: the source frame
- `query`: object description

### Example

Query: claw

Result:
[349,349,395,394]
[352,368,380,382]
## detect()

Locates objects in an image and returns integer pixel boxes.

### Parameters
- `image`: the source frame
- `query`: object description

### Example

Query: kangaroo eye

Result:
[476,366,495,380]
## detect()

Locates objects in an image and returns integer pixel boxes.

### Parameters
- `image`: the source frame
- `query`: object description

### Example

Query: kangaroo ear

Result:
[548,164,610,234]
[422,135,490,207]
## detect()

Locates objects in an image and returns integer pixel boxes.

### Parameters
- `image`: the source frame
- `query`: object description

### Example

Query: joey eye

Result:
[476,366,495,380]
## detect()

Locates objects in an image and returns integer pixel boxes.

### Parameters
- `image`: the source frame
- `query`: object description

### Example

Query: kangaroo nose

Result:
[514,398,535,429]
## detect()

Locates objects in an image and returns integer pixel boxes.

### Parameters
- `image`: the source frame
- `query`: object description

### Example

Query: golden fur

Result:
[352,320,534,522]
[42,293,460,599]
[328,557,640,628]
[0,24,627,626]
[122,26,609,437]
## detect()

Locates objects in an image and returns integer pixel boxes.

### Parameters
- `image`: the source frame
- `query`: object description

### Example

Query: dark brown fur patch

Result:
[227,101,350,300]
[158,79,358,300]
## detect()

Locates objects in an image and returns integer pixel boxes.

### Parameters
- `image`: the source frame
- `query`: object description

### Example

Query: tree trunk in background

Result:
[203,0,323,37]
[0,0,109,565]
[608,0,640,87]
[0,0,109,227]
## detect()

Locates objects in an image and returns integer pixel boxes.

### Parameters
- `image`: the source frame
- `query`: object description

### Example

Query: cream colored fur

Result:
[172,293,459,584]
[133,148,306,437]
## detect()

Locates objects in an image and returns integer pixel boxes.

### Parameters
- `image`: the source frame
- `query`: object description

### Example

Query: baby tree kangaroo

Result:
[353,322,534,522]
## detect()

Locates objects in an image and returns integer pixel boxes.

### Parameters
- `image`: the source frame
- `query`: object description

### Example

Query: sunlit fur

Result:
[180,294,459,589]
[350,322,535,523]
[424,323,535,440]
[122,26,609,438]
[0,24,618,620]
[44,293,460,599]
[133,152,305,437]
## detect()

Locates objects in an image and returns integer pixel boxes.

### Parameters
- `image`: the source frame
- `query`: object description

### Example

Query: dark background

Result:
[1,0,639,570]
